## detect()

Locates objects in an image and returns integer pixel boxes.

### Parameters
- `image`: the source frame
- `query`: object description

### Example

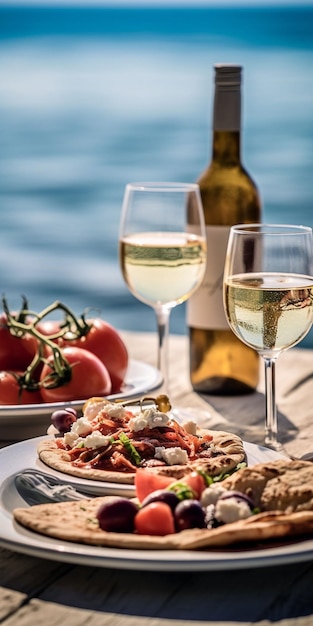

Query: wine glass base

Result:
[264,438,289,457]
[169,407,192,425]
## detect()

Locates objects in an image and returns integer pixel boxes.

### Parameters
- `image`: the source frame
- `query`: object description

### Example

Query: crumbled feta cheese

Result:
[128,407,170,432]
[84,401,109,421]
[154,446,165,460]
[200,484,227,507]
[83,430,111,449]
[144,408,170,428]
[214,497,252,524]
[47,424,59,436]
[154,446,188,465]
[105,404,127,420]
[71,417,93,436]
[83,401,127,422]
[129,414,149,432]
[209,444,218,454]
[182,420,197,436]
[204,504,216,529]
[64,431,81,447]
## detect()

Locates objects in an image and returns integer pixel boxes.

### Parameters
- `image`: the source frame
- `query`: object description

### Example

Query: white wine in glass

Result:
[223,224,313,451]
[119,182,207,394]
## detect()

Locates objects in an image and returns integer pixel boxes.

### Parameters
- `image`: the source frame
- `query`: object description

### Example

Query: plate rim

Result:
[1,436,313,571]
[0,358,163,425]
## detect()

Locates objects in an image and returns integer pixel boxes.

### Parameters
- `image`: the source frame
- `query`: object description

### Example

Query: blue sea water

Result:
[1,6,313,346]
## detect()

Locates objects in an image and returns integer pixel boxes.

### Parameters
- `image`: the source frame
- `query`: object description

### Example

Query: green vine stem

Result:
[25,299,92,340]
[0,295,30,338]
[2,298,83,390]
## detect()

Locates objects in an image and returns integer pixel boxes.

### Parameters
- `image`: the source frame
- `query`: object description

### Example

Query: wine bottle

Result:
[187,64,262,395]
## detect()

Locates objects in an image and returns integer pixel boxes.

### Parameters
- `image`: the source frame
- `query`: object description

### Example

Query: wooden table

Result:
[1,331,313,626]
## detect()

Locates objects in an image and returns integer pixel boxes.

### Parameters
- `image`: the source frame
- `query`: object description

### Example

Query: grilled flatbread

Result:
[38,401,246,484]
[13,460,313,550]
[38,429,245,485]
[221,458,313,513]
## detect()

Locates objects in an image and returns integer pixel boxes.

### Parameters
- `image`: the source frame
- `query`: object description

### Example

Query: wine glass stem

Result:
[156,307,170,395]
[263,356,281,451]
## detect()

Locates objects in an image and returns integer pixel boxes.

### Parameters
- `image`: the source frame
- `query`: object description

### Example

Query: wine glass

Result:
[223,223,313,452]
[119,182,206,396]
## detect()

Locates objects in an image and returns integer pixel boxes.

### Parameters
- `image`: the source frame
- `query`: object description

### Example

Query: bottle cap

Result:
[214,64,242,87]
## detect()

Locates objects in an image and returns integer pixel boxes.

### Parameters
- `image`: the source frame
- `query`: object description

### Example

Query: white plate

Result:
[0,359,163,441]
[0,435,288,498]
[1,436,313,571]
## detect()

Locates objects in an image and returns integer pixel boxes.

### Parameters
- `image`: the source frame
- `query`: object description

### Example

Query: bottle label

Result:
[187,225,230,329]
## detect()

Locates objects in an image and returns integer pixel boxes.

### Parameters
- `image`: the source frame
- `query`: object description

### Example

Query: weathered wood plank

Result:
[1,599,313,626]
[0,587,25,621]
[2,545,312,623]
[27,560,313,621]
[0,547,72,597]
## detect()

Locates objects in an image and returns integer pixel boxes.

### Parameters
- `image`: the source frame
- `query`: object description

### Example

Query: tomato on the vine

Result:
[0,313,39,372]
[35,319,65,341]
[65,319,128,393]
[0,371,43,405]
[39,346,112,402]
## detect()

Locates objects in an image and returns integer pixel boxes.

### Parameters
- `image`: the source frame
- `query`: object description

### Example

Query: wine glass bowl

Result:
[120,231,204,309]
[119,182,206,394]
[223,223,313,451]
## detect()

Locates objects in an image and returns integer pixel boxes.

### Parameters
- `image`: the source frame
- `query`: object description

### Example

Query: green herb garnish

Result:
[196,461,247,485]
[168,482,195,500]
[118,432,141,466]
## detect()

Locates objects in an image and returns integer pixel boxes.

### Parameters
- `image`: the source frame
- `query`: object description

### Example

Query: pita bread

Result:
[37,428,245,485]
[221,458,313,513]
[37,439,135,484]
[13,460,313,550]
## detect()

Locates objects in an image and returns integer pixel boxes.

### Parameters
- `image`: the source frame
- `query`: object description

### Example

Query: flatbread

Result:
[37,428,246,485]
[13,460,313,550]
[37,439,135,484]
[221,458,313,513]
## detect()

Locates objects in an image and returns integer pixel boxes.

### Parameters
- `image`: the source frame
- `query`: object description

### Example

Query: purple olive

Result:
[219,490,255,510]
[174,499,206,531]
[96,497,139,533]
[63,407,78,417]
[141,489,180,513]
[51,408,77,433]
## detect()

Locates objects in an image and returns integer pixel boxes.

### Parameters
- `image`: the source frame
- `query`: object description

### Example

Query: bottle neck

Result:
[211,70,241,164]
[212,131,241,165]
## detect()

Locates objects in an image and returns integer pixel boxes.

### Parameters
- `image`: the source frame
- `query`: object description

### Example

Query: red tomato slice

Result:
[39,346,112,402]
[177,472,206,499]
[135,468,175,502]
[135,502,175,536]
